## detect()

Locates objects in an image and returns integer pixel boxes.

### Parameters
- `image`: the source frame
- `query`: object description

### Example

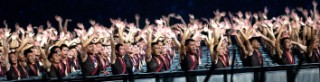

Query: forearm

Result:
[173,37,181,49]
[82,35,95,47]
[110,35,116,64]
[63,21,69,34]
[146,32,152,61]
[58,21,63,33]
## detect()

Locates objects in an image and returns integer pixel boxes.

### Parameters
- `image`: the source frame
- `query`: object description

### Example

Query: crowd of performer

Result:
[1,1,320,81]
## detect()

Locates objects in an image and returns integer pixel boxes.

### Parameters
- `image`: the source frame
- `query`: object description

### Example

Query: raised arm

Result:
[235,32,248,58]
[2,36,10,71]
[312,0,318,20]
[55,16,64,33]
[63,19,72,34]
[291,41,307,52]
[175,15,187,26]
[239,29,253,56]
[179,28,190,57]
[79,34,97,62]
[145,28,153,62]
[275,27,285,58]
[39,46,51,71]
[110,33,117,64]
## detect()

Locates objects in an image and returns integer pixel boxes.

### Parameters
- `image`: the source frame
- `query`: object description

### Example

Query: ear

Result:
[49,58,53,62]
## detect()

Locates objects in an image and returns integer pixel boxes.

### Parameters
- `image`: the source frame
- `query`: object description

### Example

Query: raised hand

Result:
[135,14,140,20]
[55,15,63,22]
[47,20,52,28]
[189,14,195,19]
[3,20,7,28]
[168,13,176,17]
[27,24,33,32]
[175,15,182,19]
[89,19,96,26]
[285,7,290,15]
[38,25,44,33]
[77,23,85,30]
[313,0,318,7]
[245,12,251,19]
[145,19,150,25]
[237,11,243,18]
[66,19,72,22]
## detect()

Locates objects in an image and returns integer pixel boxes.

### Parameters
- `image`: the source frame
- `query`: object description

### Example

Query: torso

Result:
[111,57,127,74]
[181,53,198,71]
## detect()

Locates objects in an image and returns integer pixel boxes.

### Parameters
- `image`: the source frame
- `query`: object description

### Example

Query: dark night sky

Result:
[0,0,316,29]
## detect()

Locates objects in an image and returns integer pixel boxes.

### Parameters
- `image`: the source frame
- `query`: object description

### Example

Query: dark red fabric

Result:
[285,50,294,64]
[256,51,263,65]
[13,66,20,78]
[90,55,99,75]
[189,55,197,70]
[155,57,163,72]
[159,55,169,70]
[29,64,37,75]
[118,57,126,74]
[219,55,228,68]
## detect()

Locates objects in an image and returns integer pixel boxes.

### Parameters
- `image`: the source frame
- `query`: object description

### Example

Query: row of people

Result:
[1,1,320,81]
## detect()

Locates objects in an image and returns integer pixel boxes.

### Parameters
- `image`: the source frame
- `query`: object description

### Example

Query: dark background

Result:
[0,0,317,29]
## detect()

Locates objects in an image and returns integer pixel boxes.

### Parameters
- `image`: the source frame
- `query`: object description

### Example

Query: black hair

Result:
[47,46,60,60]
[131,42,137,46]
[280,37,291,47]
[24,48,33,57]
[151,42,159,48]
[249,37,261,44]
[69,45,77,49]
[60,44,68,50]
[185,39,195,46]
[115,43,123,51]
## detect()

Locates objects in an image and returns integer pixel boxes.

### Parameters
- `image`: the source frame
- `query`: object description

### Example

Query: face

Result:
[196,41,201,47]
[9,53,18,64]
[51,53,61,63]
[117,46,126,56]
[284,39,291,49]
[251,40,260,49]
[86,44,95,54]
[31,47,40,57]
[166,39,172,44]
[313,37,319,49]
[187,41,197,55]
[50,48,61,63]
[70,48,78,58]
[95,43,103,54]
[26,53,36,64]
[61,47,69,58]
[67,51,73,59]
[18,55,27,66]
[77,44,82,50]
[157,42,165,54]
[152,44,161,55]
[106,46,111,56]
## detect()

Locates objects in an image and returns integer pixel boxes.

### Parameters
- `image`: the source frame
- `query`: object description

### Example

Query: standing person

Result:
[24,48,40,77]
[40,46,67,78]
[110,32,133,75]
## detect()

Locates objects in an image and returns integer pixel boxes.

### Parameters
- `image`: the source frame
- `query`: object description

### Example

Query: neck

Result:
[254,49,260,52]
[12,63,18,67]
[29,62,35,65]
